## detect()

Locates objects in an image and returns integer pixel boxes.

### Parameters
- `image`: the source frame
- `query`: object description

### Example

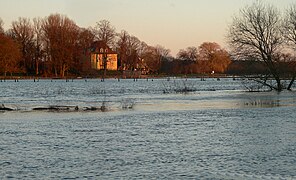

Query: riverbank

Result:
[0,74,239,81]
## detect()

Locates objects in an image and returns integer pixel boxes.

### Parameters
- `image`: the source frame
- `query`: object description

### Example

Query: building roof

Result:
[90,40,117,54]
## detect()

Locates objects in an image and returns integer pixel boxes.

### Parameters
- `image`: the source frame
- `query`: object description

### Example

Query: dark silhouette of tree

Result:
[155,45,171,60]
[9,17,35,74]
[116,32,170,73]
[117,34,142,71]
[142,46,161,73]
[283,4,296,46]
[0,33,21,76]
[127,36,141,70]
[175,47,197,74]
[226,60,268,75]
[79,28,95,49]
[116,30,130,70]
[32,17,44,75]
[177,47,198,61]
[228,2,285,91]
[94,20,116,47]
[78,28,95,73]
[283,4,296,90]
[155,45,171,73]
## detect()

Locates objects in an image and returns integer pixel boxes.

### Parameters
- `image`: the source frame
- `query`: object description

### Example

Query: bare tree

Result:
[116,30,130,70]
[155,45,171,73]
[33,17,44,75]
[79,28,95,51]
[116,30,152,72]
[42,14,80,77]
[142,46,161,73]
[0,33,21,76]
[94,20,116,47]
[125,35,141,70]
[283,4,296,90]
[78,28,95,73]
[116,28,172,73]
[155,45,171,58]
[198,42,231,73]
[9,17,35,74]
[228,2,284,91]
[137,41,149,58]
[177,47,198,61]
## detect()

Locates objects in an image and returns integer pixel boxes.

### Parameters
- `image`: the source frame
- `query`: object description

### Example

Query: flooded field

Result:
[1,78,296,179]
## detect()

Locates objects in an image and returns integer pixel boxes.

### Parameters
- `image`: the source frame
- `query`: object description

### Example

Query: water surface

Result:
[1,78,296,179]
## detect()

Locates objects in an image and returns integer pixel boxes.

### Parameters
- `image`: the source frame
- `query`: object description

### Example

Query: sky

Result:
[0,0,295,56]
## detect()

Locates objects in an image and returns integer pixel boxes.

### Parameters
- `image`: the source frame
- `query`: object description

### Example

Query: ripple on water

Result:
[0,79,296,178]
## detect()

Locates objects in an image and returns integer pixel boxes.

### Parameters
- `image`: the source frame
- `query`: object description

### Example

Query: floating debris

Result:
[83,107,99,111]
[32,105,78,111]
[0,104,14,111]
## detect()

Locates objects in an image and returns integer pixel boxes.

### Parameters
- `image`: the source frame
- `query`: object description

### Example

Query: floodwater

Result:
[1,78,296,179]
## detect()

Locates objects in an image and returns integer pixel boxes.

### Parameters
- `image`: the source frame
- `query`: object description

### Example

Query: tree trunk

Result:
[103,55,107,80]
[275,77,282,92]
[35,60,39,75]
[287,76,295,91]
[54,67,58,77]
[60,64,66,78]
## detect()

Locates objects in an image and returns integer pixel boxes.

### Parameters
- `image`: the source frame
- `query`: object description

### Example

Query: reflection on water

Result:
[0,78,296,179]
[244,99,280,108]
[241,91,296,108]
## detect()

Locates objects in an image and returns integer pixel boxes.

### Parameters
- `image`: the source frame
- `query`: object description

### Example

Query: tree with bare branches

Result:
[116,33,143,71]
[177,47,198,61]
[78,28,95,73]
[94,20,116,47]
[283,4,296,90]
[198,42,231,73]
[0,33,21,76]
[9,17,35,74]
[32,17,44,75]
[127,35,141,70]
[42,14,80,77]
[142,46,161,73]
[116,30,130,70]
[228,2,285,91]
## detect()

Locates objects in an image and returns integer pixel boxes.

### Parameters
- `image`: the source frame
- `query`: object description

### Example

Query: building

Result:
[89,41,118,70]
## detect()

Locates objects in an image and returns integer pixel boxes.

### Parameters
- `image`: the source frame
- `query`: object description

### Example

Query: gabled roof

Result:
[90,40,117,54]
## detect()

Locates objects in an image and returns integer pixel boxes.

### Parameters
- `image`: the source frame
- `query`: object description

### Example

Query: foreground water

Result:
[1,78,296,179]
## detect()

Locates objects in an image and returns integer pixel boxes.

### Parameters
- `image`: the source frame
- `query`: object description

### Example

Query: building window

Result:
[100,48,103,53]
[105,49,108,53]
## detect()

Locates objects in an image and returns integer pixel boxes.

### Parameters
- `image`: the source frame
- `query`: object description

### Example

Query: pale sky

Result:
[0,0,295,56]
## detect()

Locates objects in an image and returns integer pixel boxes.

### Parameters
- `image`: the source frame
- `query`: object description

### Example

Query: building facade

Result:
[90,41,118,71]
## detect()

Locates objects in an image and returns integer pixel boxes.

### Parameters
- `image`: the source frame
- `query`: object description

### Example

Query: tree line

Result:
[162,42,231,75]
[0,14,232,78]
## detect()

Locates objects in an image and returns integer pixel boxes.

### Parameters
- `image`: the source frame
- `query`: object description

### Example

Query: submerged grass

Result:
[162,79,196,94]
